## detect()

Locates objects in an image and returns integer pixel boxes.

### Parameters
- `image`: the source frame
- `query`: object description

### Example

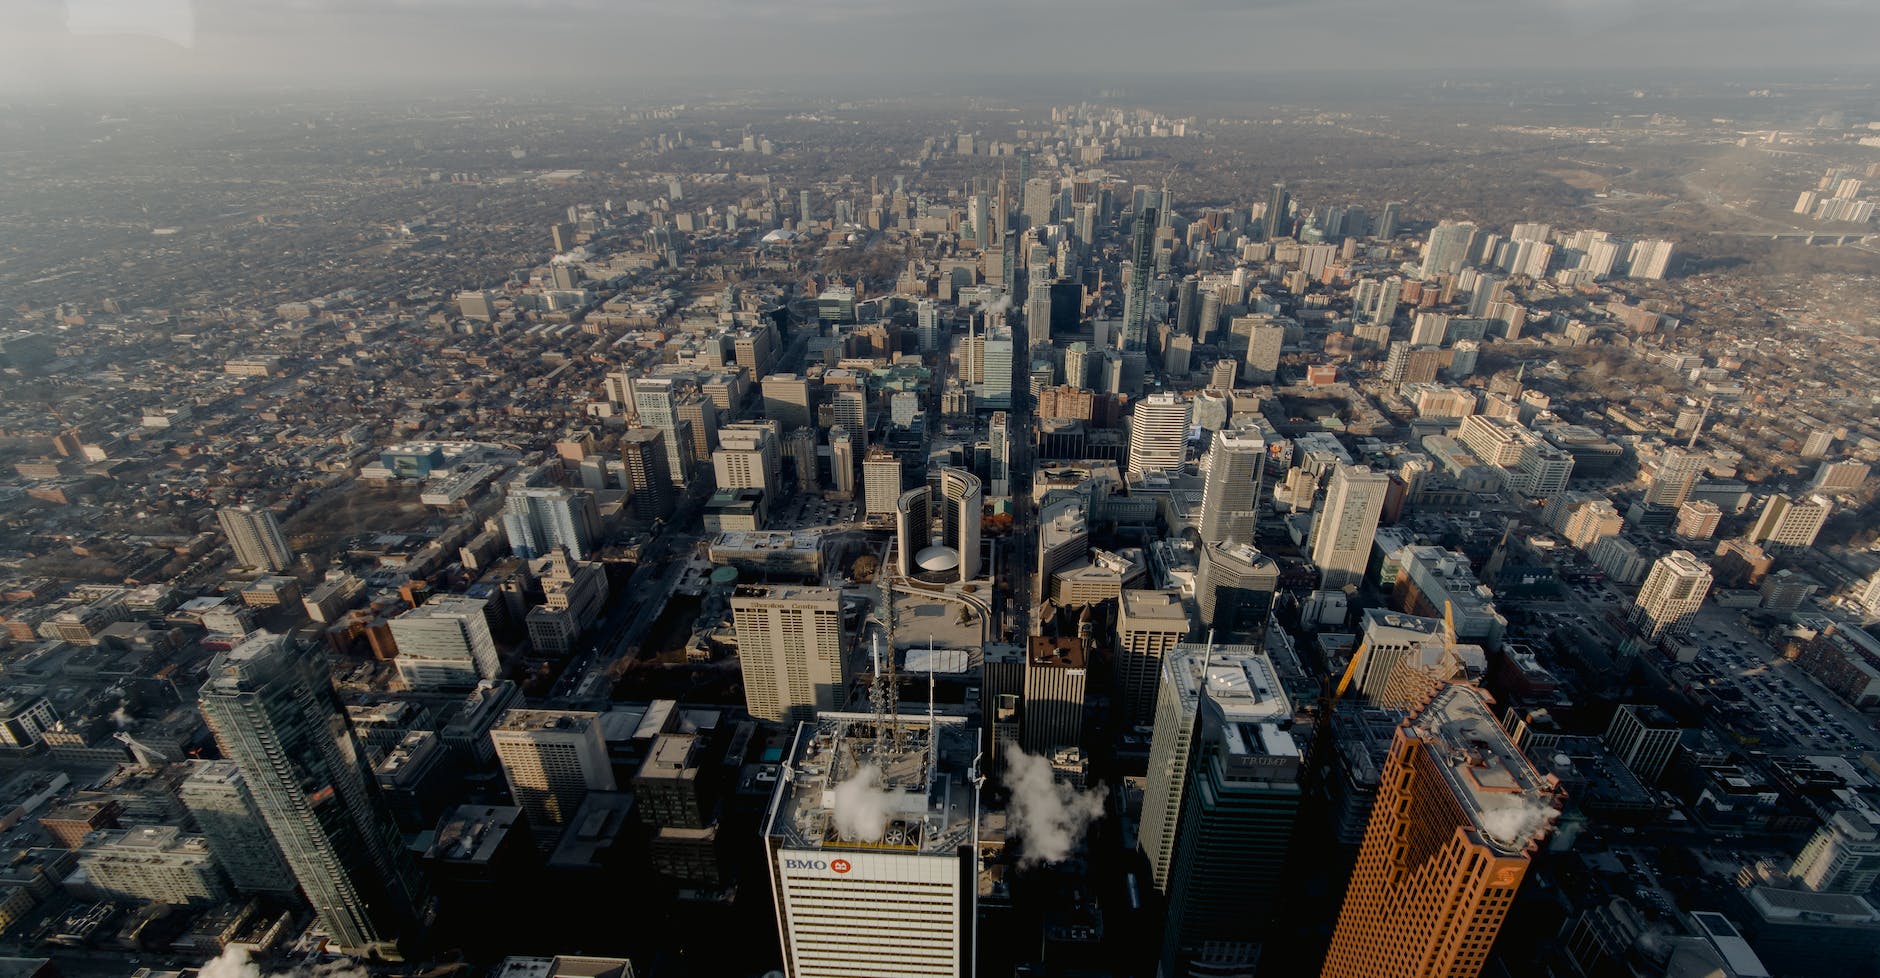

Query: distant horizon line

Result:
[6,64,1880,105]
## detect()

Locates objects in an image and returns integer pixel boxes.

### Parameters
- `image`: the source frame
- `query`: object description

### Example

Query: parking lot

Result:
[772,493,860,531]
[1683,606,1880,754]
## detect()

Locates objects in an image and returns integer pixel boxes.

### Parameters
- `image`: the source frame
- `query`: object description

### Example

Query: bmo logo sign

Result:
[783,856,854,874]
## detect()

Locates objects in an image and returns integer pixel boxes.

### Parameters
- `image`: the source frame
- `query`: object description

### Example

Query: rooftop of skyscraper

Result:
[764,712,978,858]
[1412,684,1560,855]
[494,708,600,734]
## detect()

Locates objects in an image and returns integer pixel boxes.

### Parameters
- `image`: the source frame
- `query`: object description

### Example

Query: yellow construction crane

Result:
[1327,599,1459,707]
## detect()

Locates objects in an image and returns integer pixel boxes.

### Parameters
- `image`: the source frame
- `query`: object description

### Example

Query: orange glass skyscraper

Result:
[1320,683,1562,978]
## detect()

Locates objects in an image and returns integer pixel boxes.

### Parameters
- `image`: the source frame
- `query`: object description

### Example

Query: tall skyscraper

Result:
[1242,321,1284,385]
[732,586,850,724]
[621,427,676,522]
[1308,465,1389,590]
[198,633,425,957]
[861,449,903,518]
[1199,426,1268,546]
[988,412,1010,497]
[1022,176,1055,229]
[1321,684,1561,978]
[1420,220,1478,278]
[829,426,857,499]
[1140,645,1282,894]
[1196,542,1280,643]
[762,373,816,432]
[632,378,697,487]
[831,387,869,438]
[176,760,299,898]
[1123,208,1158,351]
[1643,448,1708,510]
[386,594,500,692]
[786,428,820,493]
[489,709,616,839]
[1022,637,1088,753]
[1747,493,1832,550]
[1630,551,1712,642]
[1127,393,1191,479]
[501,487,600,560]
[1375,201,1402,240]
[1116,590,1192,728]
[1791,810,1880,894]
[1160,648,1303,978]
[1602,704,1680,787]
[764,712,981,978]
[1263,183,1290,241]
[1175,275,1200,339]
[218,504,294,572]
[938,467,983,583]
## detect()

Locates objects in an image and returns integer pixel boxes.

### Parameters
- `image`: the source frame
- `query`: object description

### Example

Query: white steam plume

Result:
[199,948,260,978]
[1004,745,1106,866]
[985,294,1014,316]
[197,944,374,978]
[830,764,893,842]
[1476,799,1559,848]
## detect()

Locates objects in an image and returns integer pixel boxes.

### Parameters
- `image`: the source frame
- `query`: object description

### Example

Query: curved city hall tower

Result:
[939,467,982,583]
[1321,684,1561,978]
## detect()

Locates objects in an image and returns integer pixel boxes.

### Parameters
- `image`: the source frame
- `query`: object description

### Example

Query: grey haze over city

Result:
[4,0,1880,95]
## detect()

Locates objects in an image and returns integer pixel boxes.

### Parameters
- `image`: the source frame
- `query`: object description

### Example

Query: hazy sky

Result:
[4,0,1879,97]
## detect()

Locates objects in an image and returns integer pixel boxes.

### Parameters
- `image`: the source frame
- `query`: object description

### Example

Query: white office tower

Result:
[1630,551,1713,642]
[988,412,1011,497]
[1644,448,1709,509]
[1198,426,1268,546]
[218,504,294,572]
[832,388,869,438]
[1410,312,1449,347]
[1792,810,1880,894]
[1420,221,1477,278]
[829,426,857,499]
[1139,645,1287,893]
[1372,275,1403,326]
[1308,464,1389,591]
[764,712,981,978]
[896,487,934,578]
[502,487,600,560]
[717,422,781,503]
[1627,239,1676,280]
[633,378,696,486]
[938,467,983,584]
[979,332,1014,408]
[386,595,500,692]
[1747,493,1832,550]
[732,585,850,724]
[1115,590,1191,728]
[1063,343,1092,389]
[489,709,616,836]
[1127,393,1191,480]
[917,300,942,353]
[1243,322,1284,385]
[864,449,903,518]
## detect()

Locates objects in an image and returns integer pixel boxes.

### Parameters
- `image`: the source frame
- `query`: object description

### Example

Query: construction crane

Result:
[1325,599,1460,708]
